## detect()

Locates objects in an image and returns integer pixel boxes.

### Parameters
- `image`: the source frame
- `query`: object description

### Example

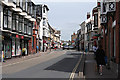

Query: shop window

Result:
[32,37,34,48]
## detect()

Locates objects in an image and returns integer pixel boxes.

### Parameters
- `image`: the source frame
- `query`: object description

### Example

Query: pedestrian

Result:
[93,44,98,59]
[96,44,105,76]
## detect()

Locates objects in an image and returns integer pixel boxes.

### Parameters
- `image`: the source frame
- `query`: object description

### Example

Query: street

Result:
[2,50,83,79]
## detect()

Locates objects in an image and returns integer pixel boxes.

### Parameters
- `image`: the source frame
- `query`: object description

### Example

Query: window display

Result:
[12,38,15,56]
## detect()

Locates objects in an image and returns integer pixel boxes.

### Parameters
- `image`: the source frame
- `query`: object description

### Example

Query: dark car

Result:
[63,45,69,50]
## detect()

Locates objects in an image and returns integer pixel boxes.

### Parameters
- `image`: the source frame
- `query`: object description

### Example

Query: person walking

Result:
[96,44,105,76]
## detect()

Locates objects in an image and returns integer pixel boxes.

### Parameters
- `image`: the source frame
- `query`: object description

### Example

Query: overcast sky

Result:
[34,0,97,41]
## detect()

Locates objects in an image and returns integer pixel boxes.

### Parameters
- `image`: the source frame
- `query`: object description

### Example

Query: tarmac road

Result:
[2,50,83,80]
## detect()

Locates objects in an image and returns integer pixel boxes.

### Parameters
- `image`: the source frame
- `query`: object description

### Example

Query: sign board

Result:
[100,14,107,24]
[100,1,116,15]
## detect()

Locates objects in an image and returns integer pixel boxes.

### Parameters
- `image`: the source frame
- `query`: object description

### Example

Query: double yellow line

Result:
[69,54,83,80]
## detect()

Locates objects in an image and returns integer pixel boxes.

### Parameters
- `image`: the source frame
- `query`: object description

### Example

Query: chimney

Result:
[87,12,90,19]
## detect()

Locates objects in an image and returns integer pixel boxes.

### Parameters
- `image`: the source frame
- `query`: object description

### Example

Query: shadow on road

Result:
[44,53,81,73]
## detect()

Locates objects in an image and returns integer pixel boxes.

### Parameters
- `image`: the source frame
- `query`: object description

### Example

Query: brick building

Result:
[99,1,120,75]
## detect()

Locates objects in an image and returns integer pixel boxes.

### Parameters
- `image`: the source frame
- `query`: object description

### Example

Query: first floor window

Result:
[4,16,7,28]
[8,16,12,29]
[12,19,16,30]
[3,8,8,29]
[8,10,12,29]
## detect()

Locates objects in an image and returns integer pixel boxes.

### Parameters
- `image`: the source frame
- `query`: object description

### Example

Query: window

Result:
[8,10,12,29]
[16,0,20,6]
[27,24,29,34]
[22,18,24,33]
[19,16,23,32]
[94,14,98,26]
[16,15,19,31]
[26,0,27,12]
[12,13,16,30]
[22,0,26,11]
[27,2,30,14]
[32,37,34,48]
[24,19,27,34]
[43,7,45,13]
[28,22,32,35]
[19,0,22,8]
[3,8,8,28]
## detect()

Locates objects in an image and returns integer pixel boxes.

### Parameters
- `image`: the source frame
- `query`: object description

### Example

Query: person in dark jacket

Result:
[96,45,105,76]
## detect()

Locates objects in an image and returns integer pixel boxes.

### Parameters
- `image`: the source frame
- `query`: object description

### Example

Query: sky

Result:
[34,0,97,41]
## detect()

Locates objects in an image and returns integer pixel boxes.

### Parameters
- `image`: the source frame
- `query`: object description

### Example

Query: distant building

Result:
[71,33,77,47]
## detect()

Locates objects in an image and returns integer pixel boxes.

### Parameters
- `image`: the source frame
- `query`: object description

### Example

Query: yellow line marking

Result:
[69,54,83,80]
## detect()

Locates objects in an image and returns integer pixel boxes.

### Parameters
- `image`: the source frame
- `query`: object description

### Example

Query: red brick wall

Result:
[115,2,119,64]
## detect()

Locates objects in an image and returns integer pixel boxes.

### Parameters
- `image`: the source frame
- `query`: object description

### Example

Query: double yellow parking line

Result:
[69,54,83,80]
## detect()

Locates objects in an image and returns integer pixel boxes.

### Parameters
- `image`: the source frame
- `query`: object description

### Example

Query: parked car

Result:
[63,45,69,50]
[69,45,74,49]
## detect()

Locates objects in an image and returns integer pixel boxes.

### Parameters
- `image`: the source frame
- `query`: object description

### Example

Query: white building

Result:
[39,4,49,51]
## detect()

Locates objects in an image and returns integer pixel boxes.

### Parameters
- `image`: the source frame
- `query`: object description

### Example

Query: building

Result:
[98,1,120,75]
[76,29,81,51]
[71,33,77,47]
[1,0,35,58]
[42,4,49,52]
[80,21,85,51]
[85,12,94,51]
[54,30,61,48]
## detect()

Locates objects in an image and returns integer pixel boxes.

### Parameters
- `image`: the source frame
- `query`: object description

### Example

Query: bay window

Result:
[19,0,22,8]
[26,20,29,34]
[28,22,32,35]
[24,19,27,34]
[22,18,24,33]
[12,13,16,31]
[3,9,8,29]
[19,16,22,32]
[16,15,19,31]
[8,10,12,30]
[3,8,12,30]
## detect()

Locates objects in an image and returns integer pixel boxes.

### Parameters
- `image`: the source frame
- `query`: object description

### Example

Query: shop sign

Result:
[100,15,107,24]
[106,2,116,13]
[21,36,24,39]
[16,35,19,38]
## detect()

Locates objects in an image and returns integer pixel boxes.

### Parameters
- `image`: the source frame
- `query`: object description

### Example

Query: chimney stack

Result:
[87,12,90,19]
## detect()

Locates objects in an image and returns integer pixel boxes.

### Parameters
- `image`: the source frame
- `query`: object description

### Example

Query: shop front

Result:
[12,34,21,57]
[2,32,12,59]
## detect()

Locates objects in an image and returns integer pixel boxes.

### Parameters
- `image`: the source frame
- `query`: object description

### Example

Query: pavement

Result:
[84,52,118,80]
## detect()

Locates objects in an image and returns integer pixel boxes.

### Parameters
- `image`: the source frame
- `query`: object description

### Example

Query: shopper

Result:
[96,45,105,76]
